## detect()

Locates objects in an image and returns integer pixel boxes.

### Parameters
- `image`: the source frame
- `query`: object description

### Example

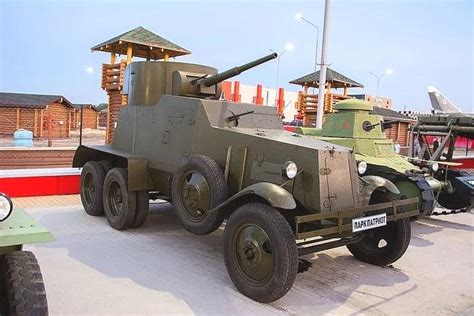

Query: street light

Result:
[271,43,294,105]
[369,68,393,98]
[295,12,320,71]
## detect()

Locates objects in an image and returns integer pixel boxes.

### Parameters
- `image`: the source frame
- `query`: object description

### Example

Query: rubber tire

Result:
[80,161,106,216]
[0,251,48,316]
[347,218,411,266]
[224,203,298,303]
[103,168,137,230]
[171,154,228,235]
[99,160,113,173]
[130,190,149,228]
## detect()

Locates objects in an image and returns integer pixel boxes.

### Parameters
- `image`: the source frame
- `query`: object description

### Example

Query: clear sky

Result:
[0,0,472,112]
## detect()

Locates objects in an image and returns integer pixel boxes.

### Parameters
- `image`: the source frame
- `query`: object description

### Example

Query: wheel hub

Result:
[181,172,210,220]
[233,224,274,284]
[241,240,261,265]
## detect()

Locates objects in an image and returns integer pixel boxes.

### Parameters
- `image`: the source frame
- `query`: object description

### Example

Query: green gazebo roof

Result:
[91,26,191,60]
[289,67,364,89]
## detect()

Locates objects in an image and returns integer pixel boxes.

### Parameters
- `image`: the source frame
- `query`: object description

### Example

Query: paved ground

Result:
[15,196,474,315]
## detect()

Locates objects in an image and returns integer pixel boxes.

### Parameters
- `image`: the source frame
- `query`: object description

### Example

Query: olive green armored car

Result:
[73,54,418,303]
[296,99,472,215]
[0,193,54,315]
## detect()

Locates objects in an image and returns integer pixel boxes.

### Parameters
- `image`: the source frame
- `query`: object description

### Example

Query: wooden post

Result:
[67,111,71,137]
[396,121,401,141]
[343,85,348,96]
[126,44,133,64]
[16,107,20,129]
[33,109,37,137]
[47,108,52,147]
[164,53,169,61]
[110,52,116,64]
[40,109,44,138]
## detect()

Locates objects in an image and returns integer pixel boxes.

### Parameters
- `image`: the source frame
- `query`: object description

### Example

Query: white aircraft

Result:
[427,86,472,115]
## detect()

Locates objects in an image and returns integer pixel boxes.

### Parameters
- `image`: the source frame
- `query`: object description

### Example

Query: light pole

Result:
[271,43,294,106]
[369,68,393,98]
[315,0,331,129]
[295,13,320,71]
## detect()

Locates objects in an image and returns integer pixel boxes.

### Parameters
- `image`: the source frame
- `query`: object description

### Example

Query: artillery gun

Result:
[296,99,473,215]
[409,114,474,211]
[74,54,418,302]
[0,193,54,315]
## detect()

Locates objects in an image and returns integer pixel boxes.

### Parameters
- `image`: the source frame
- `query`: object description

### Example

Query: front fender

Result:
[217,182,297,212]
[360,175,400,206]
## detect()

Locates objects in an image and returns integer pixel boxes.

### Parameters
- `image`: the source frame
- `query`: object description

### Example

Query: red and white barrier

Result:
[0,168,81,197]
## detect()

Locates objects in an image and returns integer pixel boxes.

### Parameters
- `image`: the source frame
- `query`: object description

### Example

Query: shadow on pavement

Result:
[35,203,413,315]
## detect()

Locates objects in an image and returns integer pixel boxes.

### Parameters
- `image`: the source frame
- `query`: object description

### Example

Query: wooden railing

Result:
[101,61,127,91]
[296,92,351,126]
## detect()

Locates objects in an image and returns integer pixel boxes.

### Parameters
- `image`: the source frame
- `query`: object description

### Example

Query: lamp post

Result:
[315,0,332,129]
[295,13,320,71]
[271,43,294,106]
[369,68,393,98]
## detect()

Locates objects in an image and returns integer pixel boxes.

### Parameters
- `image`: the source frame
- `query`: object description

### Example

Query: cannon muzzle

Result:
[199,53,277,87]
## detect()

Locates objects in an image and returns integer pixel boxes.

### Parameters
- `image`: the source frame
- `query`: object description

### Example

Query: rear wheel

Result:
[80,161,106,216]
[103,168,137,230]
[224,203,298,303]
[131,190,149,228]
[0,251,48,316]
[171,155,228,235]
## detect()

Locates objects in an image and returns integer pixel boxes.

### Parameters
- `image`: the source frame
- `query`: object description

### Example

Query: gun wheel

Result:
[224,203,298,303]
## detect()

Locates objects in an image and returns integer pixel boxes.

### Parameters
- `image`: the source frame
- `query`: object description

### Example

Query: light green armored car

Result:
[0,193,54,315]
[296,99,442,215]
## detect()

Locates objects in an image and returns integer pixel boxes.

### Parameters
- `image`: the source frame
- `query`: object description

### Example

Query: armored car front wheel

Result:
[0,251,48,316]
[171,155,228,235]
[224,203,298,303]
[103,168,137,230]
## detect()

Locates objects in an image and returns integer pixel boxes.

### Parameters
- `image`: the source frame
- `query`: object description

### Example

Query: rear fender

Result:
[360,175,400,206]
[73,145,152,191]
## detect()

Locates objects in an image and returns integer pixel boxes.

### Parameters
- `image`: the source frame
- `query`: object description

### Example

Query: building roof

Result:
[0,92,73,109]
[91,26,191,60]
[289,68,364,89]
[371,106,416,123]
[72,104,99,111]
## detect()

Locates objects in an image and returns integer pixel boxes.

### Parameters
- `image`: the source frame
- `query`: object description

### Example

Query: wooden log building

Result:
[289,68,365,126]
[91,26,191,143]
[0,92,74,138]
[71,104,100,129]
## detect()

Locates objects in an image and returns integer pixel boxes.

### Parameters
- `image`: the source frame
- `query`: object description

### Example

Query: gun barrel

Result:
[201,53,277,87]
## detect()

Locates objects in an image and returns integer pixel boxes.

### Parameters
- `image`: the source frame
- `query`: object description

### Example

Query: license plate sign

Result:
[352,213,387,232]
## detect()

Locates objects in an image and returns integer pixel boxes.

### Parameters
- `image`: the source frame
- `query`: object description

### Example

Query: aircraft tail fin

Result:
[427,85,462,113]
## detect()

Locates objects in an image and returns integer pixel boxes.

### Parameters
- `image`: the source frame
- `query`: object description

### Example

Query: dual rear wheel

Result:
[80,161,149,230]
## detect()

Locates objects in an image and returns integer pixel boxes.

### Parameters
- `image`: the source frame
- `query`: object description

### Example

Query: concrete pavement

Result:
[20,199,474,315]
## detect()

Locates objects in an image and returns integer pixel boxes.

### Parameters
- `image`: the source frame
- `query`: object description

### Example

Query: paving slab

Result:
[21,202,474,315]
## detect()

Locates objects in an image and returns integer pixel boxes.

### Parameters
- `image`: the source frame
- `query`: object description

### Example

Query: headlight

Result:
[0,193,13,222]
[430,162,439,172]
[282,161,298,180]
[357,161,368,175]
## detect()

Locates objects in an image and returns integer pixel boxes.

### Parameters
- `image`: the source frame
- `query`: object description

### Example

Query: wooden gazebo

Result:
[289,68,364,126]
[92,26,191,143]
